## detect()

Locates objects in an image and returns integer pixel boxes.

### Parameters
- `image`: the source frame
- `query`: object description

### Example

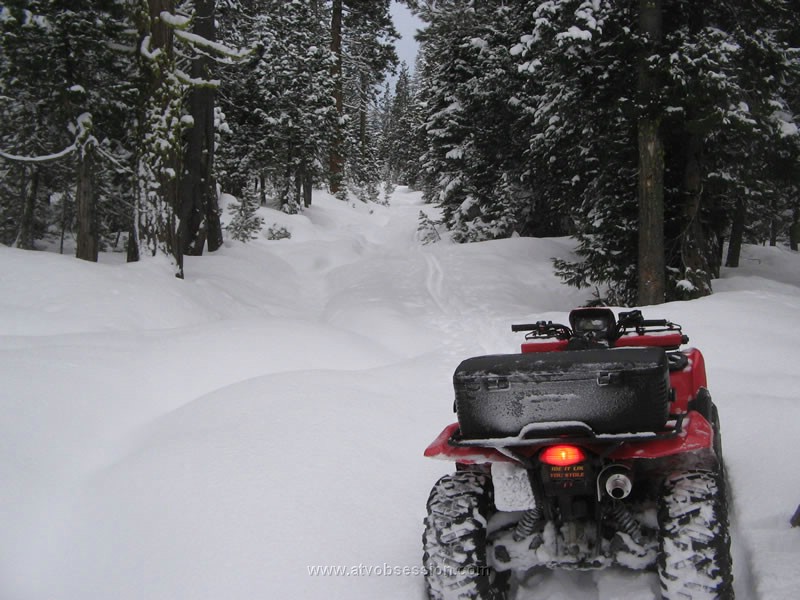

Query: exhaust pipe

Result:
[598,466,633,500]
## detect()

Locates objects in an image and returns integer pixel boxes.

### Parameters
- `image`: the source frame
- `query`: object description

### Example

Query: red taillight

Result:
[540,445,586,467]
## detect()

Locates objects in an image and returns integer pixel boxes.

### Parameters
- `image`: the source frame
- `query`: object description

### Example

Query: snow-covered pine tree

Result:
[508,0,641,304]
[343,0,399,202]
[657,0,800,297]
[218,0,336,213]
[415,0,531,242]
[525,0,800,304]
[226,185,264,242]
[130,0,248,275]
[0,0,137,255]
[330,0,398,198]
[379,63,422,188]
[128,0,187,274]
[178,0,224,257]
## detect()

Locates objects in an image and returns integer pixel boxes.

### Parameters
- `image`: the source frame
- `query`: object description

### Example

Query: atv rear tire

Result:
[657,471,734,599]
[422,471,505,600]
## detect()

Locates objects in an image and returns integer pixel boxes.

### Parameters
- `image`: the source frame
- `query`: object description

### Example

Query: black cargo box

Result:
[453,347,670,439]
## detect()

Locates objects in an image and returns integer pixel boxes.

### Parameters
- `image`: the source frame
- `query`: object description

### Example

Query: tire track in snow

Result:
[423,249,450,316]
[421,247,511,357]
[729,494,760,599]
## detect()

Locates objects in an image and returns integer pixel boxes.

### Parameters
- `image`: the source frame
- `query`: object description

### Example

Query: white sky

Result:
[390,1,424,71]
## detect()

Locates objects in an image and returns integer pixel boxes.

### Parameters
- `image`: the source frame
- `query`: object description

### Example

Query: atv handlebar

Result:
[617,309,670,330]
[640,319,669,327]
[511,323,541,332]
[514,310,686,347]
[512,321,572,340]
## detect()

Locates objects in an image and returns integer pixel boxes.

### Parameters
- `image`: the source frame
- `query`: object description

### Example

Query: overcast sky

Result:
[390,1,424,70]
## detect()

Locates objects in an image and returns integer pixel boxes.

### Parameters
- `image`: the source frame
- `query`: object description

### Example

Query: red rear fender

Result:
[424,423,516,464]
[424,411,714,464]
[608,411,713,460]
[669,348,708,412]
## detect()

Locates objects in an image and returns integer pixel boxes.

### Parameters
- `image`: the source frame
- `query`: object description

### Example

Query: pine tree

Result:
[178,0,224,257]
[129,0,186,275]
[218,0,336,212]
[226,185,264,242]
[330,0,398,197]
[380,63,422,187]
[0,1,138,255]
[415,0,531,242]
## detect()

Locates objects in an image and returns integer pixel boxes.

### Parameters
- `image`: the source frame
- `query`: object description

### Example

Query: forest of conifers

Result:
[1,1,799,305]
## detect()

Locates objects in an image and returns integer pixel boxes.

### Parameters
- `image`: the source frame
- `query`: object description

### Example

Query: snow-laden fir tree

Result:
[0,0,135,255]
[415,0,531,242]
[379,62,423,188]
[226,185,264,242]
[218,0,336,213]
[410,0,799,305]
[339,0,398,202]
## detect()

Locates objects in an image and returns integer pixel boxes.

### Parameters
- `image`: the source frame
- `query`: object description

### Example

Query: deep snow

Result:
[1,188,799,599]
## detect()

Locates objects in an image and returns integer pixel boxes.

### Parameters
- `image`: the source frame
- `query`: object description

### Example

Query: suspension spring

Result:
[608,502,642,544]
[513,506,545,542]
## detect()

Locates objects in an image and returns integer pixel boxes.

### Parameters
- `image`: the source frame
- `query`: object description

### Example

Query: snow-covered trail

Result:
[1,188,798,600]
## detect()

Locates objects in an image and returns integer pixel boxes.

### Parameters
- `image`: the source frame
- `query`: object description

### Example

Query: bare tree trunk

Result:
[205,188,223,252]
[769,199,778,246]
[127,224,140,262]
[673,3,713,299]
[59,190,70,254]
[725,198,745,267]
[637,120,665,305]
[359,72,368,150]
[294,168,303,207]
[178,0,221,256]
[303,168,313,208]
[679,131,714,296]
[15,166,38,250]
[76,146,98,261]
[329,0,344,195]
[637,0,665,306]
[790,208,800,251]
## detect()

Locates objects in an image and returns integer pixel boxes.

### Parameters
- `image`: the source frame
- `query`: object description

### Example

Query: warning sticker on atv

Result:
[543,464,592,494]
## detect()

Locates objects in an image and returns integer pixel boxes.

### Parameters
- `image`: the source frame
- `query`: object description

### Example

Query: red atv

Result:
[422,308,733,599]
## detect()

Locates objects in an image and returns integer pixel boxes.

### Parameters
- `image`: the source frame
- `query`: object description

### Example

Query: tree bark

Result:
[178,0,221,256]
[725,197,745,267]
[790,208,800,251]
[674,2,713,298]
[637,120,665,305]
[303,168,313,208]
[637,0,665,306]
[14,166,38,250]
[769,199,778,246]
[75,146,98,261]
[679,126,713,296]
[134,0,183,275]
[329,0,344,194]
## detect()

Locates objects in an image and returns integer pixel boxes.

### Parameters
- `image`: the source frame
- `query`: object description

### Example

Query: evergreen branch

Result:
[173,28,251,61]
[0,144,76,163]
[174,68,220,88]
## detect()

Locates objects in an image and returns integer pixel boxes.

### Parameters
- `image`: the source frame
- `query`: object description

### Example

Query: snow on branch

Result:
[0,144,76,163]
[140,35,162,61]
[175,68,220,88]
[173,29,251,60]
[159,11,191,29]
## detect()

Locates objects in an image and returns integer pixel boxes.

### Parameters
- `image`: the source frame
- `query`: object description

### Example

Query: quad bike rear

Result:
[422,308,733,599]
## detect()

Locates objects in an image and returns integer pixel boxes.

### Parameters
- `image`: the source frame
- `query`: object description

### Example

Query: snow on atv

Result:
[422,308,733,599]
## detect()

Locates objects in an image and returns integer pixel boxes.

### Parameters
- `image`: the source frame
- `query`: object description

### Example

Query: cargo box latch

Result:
[485,376,510,390]
[597,372,622,386]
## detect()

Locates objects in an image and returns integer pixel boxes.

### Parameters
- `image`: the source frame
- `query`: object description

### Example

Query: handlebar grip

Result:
[640,319,669,327]
[511,323,539,332]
